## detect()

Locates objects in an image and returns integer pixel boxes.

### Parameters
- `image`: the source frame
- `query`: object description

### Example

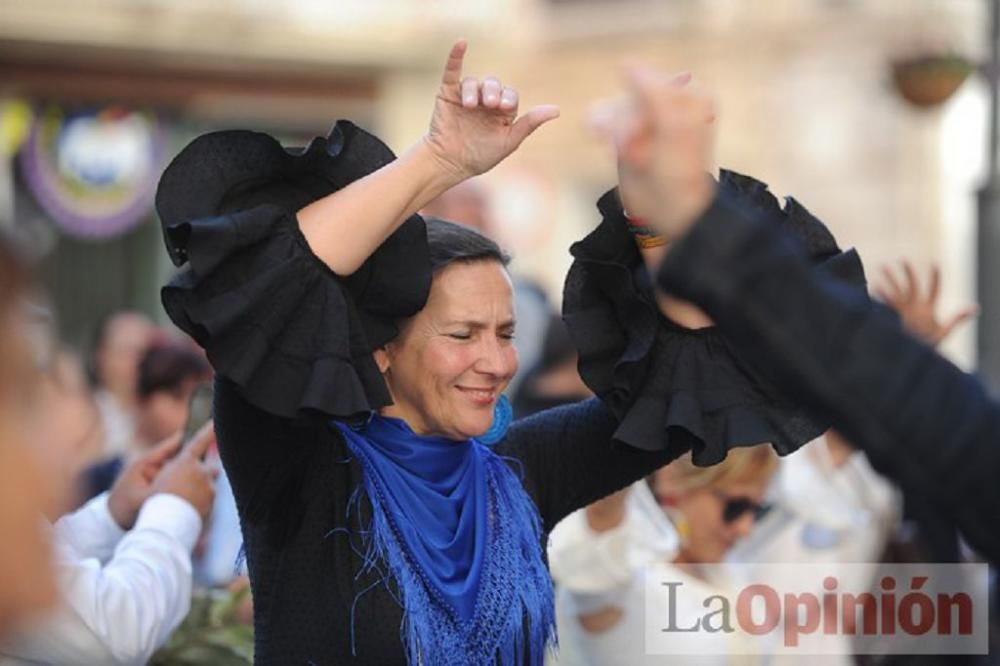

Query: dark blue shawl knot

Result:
[332,414,556,665]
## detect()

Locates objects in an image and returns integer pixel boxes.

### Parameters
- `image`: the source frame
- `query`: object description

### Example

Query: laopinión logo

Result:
[643,563,988,656]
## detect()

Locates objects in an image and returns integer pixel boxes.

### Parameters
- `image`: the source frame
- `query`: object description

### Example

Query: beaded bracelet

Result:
[623,211,666,248]
[634,234,667,249]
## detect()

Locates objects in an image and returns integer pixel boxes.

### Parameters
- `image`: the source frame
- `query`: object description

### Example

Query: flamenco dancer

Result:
[158,43,857,665]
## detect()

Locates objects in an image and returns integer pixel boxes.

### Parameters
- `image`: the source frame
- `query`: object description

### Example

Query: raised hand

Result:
[423,40,560,181]
[298,40,558,277]
[874,261,978,347]
[591,66,716,239]
[611,71,693,222]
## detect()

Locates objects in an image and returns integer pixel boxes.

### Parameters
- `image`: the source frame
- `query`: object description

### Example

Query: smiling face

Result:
[375,260,518,440]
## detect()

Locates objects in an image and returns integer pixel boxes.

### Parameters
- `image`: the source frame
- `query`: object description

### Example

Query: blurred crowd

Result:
[0,240,250,665]
[0,179,996,666]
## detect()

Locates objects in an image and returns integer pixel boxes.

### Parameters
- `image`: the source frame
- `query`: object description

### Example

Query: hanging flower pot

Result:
[891,53,975,109]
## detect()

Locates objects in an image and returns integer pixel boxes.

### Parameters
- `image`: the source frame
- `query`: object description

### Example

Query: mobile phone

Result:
[181,383,214,455]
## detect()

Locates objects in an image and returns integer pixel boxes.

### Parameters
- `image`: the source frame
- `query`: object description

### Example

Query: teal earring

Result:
[478,394,512,445]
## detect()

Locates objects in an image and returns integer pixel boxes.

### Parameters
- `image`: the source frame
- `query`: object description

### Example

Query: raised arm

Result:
[159,40,558,424]
[601,67,1000,564]
[298,39,559,275]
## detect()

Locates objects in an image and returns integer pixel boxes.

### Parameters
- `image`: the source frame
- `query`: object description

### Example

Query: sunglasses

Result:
[712,490,771,524]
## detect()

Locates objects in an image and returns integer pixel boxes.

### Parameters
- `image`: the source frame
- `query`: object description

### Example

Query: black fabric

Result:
[562,170,867,466]
[158,122,431,421]
[656,190,1000,567]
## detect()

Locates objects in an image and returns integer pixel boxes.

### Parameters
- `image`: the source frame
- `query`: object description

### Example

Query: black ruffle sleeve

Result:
[157,120,431,420]
[563,170,867,466]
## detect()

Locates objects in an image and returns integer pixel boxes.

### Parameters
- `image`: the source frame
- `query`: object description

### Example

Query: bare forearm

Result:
[297,139,461,275]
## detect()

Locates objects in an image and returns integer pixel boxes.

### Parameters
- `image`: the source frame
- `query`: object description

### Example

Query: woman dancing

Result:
[158,41,683,665]
[158,42,852,663]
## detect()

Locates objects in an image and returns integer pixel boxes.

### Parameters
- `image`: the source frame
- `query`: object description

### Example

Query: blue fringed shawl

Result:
[333,415,556,665]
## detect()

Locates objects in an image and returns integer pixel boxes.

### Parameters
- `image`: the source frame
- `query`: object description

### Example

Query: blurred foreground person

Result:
[598,67,1000,565]
[0,236,59,641]
[549,447,778,665]
[30,349,107,515]
[0,425,217,666]
[734,261,975,572]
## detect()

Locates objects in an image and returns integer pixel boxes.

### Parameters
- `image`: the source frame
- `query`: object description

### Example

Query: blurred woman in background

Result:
[549,446,778,665]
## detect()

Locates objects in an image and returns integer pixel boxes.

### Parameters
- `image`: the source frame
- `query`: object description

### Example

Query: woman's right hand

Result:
[298,40,557,276]
[423,40,560,182]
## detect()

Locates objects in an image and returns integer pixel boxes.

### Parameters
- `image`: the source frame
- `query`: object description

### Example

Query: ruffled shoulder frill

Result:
[562,170,867,466]
[158,120,431,421]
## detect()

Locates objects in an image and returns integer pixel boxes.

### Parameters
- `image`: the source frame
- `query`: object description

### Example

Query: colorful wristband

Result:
[634,234,667,249]
[623,209,664,248]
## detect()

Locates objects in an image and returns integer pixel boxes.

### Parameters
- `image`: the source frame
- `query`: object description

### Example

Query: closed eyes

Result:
[447,331,515,341]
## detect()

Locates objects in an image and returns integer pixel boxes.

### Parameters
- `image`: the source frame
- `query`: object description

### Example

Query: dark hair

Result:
[137,342,211,401]
[424,217,510,273]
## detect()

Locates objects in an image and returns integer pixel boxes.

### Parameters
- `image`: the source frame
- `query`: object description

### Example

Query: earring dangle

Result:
[477,394,512,445]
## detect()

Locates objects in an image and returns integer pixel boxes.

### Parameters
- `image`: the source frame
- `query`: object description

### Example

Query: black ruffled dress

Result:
[159,121,429,421]
[157,121,678,664]
[563,171,867,466]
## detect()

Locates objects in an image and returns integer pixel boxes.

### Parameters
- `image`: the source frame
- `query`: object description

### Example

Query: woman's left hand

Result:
[423,40,560,181]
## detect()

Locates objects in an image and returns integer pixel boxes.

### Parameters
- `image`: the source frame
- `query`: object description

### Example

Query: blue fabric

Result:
[333,414,555,665]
